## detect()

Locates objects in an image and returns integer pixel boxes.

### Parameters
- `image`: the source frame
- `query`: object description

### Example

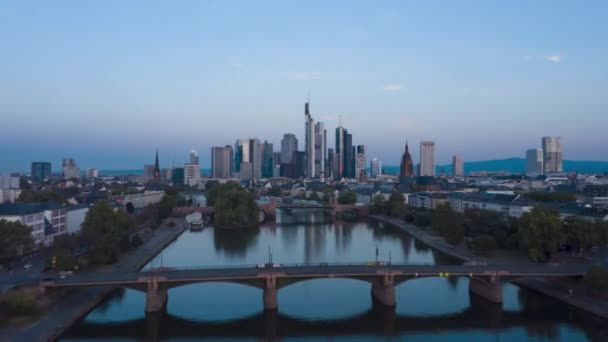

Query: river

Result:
[60,210,606,341]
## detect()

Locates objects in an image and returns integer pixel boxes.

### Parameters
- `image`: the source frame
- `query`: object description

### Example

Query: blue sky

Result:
[1,0,607,172]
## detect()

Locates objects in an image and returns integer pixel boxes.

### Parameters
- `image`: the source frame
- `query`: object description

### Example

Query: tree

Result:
[563,216,597,256]
[337,190,357,205]
[469,235,497,255]
[0,220,33,264]
[517,207,563,262]
[157,194,176,223]
[308,192,320,201]
[584,266,608,296]
[370,194,386,214]
[18,190,66,204]
[214,183,260,229]
[431,204,465,245]
[125,202,135,214]
[1,291,37,314]
[267,186,281,197]
[384,192,408,218]
[81,202,134,264]
[204,181,221,206]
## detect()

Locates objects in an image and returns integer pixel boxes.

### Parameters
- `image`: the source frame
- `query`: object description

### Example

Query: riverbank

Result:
[369,214,608,321]
[0,218,187,342]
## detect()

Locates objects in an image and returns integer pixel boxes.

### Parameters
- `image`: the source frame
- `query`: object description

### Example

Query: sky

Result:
[1,0,607,172]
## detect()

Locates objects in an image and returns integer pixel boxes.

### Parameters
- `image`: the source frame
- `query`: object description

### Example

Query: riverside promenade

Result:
[0,218,187,342]
[370,214,608,320]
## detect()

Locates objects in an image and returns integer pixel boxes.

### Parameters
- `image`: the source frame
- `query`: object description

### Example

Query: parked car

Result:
[256,263,266,269]
[272,263,282,268]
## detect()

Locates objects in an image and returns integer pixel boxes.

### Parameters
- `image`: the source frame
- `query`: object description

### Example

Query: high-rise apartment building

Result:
[355,145,366,179]
[542,137,563,173]
[31,162,51,180]
[172,167,184,185]
[272,152,282,178]
[62,158,80,179]
[452,155,464,177]
[280,133,298,165]
[262,141,274,178]
[211,146,234,179]
[304,101,315,178]
[161,168,173,183]
[314,122,326,178]
[419,141,436,177]
[0,174,19,189]
[144,165,156,181]
[87,168,98,178]
[184,163,201,186]
[370,158,382,178]
[526,149,543,176]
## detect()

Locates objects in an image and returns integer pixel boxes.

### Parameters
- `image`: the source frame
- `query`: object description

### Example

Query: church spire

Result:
[153,148,161,182]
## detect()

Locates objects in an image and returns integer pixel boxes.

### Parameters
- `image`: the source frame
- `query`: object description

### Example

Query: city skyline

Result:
[2,1,608,172]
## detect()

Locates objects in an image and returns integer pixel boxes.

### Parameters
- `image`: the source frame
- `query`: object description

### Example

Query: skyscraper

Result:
[262,141,274,178]
[304,101,315,178]
[526,149,543,176]
[399,141,414,177]
[452,155,464,177]
[419,141,436,177]
[335,126,346,178]
[172,167,184,185]
[294,151,307,179]
[211,146,234,179]
[236,138,262,180]
[370,158,382,178]
[280,133,298,165]
[190,150,199,165]
[355,145,366,180]
[31,162,51,180]
[314,122,326,178]
[62,158,80,179]
[542,137,563,173]
[344,132,354,178]
[143,165,156,182]
[326,148,334,179]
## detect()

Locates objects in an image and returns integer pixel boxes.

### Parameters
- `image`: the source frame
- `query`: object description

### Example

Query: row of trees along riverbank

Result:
[370,192,608,296]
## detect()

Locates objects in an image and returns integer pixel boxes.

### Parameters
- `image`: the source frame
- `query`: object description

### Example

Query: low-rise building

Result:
[114,190,164,209]
[0,202,68,248]
[409,192,450,209]
[0,189,22,204]
[449,192,533,218]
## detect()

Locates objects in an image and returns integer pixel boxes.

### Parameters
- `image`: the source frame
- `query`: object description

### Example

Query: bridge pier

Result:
[371,274,396,307]
[468,276,502,304]
[263,276,278,311]
[146,280,168,313]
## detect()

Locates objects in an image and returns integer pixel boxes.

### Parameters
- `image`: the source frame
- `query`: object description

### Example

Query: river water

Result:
[61,210,606,341]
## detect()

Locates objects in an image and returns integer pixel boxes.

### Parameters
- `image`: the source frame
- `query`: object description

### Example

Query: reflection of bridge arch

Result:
[62,293,593,341]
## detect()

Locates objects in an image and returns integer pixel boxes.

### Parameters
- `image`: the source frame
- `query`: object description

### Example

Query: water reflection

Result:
[62,289,598,341]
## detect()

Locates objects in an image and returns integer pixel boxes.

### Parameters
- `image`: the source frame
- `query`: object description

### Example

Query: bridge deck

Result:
[46,263,590,288]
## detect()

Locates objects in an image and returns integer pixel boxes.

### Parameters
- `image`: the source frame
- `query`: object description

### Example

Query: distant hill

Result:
[382,158,608,175]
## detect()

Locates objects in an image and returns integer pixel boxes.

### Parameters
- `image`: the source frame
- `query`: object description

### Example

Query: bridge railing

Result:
[141,261,436,272]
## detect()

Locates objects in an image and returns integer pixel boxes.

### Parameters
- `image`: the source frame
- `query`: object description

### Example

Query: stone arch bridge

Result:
[42,263,589,315]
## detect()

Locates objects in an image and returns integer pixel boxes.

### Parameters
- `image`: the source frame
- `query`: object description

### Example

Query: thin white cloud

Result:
[383,84,405,91]
[523,54,562,63]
